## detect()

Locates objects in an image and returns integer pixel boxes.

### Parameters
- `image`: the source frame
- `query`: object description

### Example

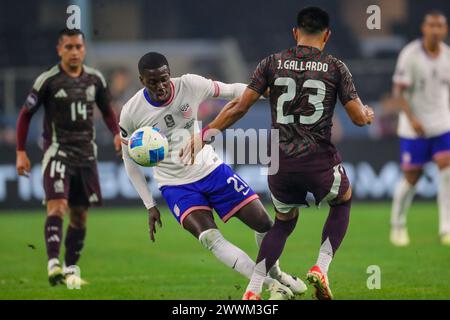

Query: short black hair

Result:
[138,52,169,75]
[297,6,330,34]
[58,28,85,42]
[423,9,447,22]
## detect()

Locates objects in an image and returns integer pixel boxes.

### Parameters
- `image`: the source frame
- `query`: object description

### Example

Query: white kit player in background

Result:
[119,52,307,299]
[391,11,450,246]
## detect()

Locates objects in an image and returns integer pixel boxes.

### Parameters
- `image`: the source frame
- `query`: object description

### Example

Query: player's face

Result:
[140,66,171,103]
[57,35,85,69]
[422,15,448,46]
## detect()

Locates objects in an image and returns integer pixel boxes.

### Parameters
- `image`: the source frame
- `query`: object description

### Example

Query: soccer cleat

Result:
[440,233,450,246]
[242,291,261,300]
[267,280,294,300]
[306,265,333,300]
[63,265,89,287]
[277,272,307,296]
[47,258,65,286]
[390,227,410,246]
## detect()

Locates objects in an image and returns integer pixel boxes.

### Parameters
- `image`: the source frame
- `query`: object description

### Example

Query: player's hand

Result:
[410,117,425,137]
[113,134,121,155]
[179,133,205,165]
[16,150,31,177]
[148,206,162,242]
[364,105,375,125]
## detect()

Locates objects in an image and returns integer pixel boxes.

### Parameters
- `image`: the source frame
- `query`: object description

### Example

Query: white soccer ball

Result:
[128,126,169,167]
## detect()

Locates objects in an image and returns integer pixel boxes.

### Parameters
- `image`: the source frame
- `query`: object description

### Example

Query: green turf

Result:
[1,202,449,300]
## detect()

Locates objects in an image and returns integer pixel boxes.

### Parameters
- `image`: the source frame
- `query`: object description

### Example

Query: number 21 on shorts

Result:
[227,174,250,195]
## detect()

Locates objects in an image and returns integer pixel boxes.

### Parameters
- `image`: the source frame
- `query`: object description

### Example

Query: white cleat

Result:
[63,265,88,287]
[48,258,64,286]
[267,280,294,300]
[277,272,307,296]
[440,234,450,246]
[390,227,410,247]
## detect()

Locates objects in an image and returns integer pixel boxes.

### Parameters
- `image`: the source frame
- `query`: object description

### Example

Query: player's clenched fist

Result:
[364,105,375,125]
[16,150,31,177]
[148,206,163,242]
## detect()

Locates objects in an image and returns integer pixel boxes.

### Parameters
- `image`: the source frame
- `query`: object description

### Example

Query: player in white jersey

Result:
[119,52,307,298]
[391,11,450,246]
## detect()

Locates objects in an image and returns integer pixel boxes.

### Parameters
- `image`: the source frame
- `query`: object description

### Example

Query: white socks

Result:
[199,229,276,289]
[316,237,333,275]
[245,259,267,295]
[438,167,450,235]
[391,178,416,229]
[255,231,282,279]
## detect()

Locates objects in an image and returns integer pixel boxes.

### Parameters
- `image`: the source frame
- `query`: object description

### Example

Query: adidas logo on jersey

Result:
[54,89,68,98]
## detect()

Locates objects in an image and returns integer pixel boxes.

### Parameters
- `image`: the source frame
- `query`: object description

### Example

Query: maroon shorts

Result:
[42,157,102,207]
[268,163,350,213]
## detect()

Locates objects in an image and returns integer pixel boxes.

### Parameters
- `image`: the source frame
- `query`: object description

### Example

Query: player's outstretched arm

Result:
[122,143,162,241]
[179,88,260,164]
[344,98,374,127]
[212,81,248,100]
[209,87,261,132]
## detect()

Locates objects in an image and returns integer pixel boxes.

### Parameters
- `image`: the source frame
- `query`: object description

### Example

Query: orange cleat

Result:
[306,265,333,300]
[242,291,262,300]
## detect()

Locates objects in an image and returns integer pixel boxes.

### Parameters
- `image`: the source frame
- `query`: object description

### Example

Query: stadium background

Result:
[1,0,450,300]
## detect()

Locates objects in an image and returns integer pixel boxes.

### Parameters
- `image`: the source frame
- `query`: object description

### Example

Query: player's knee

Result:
[254,209,273,233]
[69,209,87,229]
[47,200,68,218]
[436,156,450,170]
[275,208,298,222]
[329,187,352,207]
[198,228,223,251]
[273,212,298,235]
[404,170,422,186]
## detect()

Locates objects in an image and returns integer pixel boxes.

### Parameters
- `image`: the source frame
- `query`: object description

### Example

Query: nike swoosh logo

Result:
[242,189,250,196]
[232,259,238,269]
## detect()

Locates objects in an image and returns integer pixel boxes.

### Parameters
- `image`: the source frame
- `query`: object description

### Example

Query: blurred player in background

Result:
[120,52,307,299]
[15,29,121,285]
[390,11,450,246]
[186,7,374,300]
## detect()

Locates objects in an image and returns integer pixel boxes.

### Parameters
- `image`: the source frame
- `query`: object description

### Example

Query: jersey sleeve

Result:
[183,74,217,101]
[94,73,112,112]
[336,60,359,106]
[392,47,414,87]
[23,74,50,113]
[248,56,272,95]
[119,104,133,145]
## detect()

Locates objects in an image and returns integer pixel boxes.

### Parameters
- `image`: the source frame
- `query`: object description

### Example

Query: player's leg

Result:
[244,206,299,299]
[233,199,306,296]
[305,163,352,300]
[431,132,450,245]
[391,137,428,246]
[65,206,87,268]
[183,210,287,295]
[242,171,307,299]
[62,164,101,284]
[45,199,68,285]
[42,156,71,286]
[161,176,292,299]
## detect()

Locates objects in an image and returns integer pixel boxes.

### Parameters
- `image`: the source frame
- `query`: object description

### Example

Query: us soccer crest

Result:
[179,103,192,119]
[85,85,96,102]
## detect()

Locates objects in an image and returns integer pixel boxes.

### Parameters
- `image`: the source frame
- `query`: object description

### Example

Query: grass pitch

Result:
[0,202,449,300]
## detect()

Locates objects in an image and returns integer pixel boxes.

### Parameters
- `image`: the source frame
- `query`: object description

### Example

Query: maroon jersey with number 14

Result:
[248,45,358,172]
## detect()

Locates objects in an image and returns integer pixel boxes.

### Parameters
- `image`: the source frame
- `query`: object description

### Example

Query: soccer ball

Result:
[128,126,169,167]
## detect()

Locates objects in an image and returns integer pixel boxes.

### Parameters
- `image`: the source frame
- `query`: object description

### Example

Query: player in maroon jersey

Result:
[181,7,374,300]
[15,29,121,286]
